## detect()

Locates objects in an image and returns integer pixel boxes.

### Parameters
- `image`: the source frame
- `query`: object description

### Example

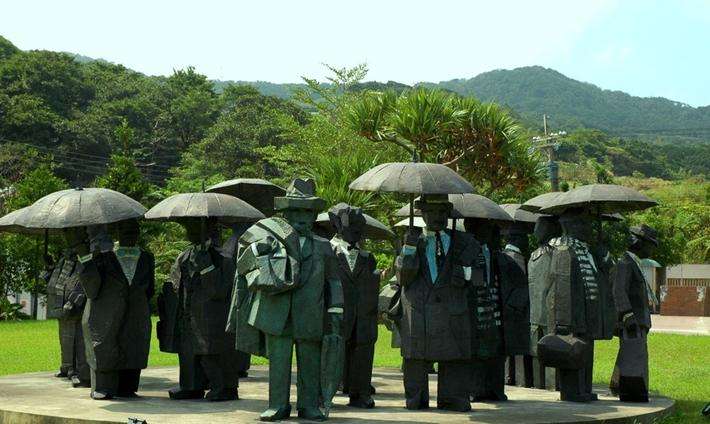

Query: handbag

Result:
[537,333,588,370]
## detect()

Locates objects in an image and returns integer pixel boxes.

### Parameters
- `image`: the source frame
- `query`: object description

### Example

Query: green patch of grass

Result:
[1,319,707,422]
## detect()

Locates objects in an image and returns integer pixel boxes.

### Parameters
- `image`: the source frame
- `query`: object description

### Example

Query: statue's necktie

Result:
[435,231,445,271]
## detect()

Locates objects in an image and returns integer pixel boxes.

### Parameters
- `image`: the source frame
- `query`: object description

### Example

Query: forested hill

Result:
[424,66,710,140]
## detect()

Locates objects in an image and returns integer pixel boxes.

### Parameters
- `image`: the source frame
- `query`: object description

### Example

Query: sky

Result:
[2,0,709,106]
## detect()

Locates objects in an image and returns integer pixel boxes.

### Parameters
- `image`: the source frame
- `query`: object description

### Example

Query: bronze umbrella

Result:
[14,188,146,229]
[0,206,48,235]
[396,193,513,223]
[537,184,657,215]
[314,211,395,241]
[205,178,285,217]
[144,192,265,223]
[520,191,564,213]
[349,162,475,227]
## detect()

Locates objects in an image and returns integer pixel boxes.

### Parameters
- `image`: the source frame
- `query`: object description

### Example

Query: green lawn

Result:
[1,319,707,422]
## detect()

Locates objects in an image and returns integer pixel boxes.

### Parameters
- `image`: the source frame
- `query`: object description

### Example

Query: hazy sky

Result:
[2,0,708,106]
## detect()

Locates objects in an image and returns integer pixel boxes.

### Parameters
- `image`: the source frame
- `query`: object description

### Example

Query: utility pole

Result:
[532,114,565,191]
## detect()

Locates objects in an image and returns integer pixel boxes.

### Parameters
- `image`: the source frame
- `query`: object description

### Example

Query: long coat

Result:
[332,242,380,345]
[243,222,343,341]
[157,244,235,355]
[397,230,478,362]
[613,252,652,329]
[78,249,154,371]
[528,244,555,354]
[497,248,531,355]
[46,252,83,319]
[547,237,604,339]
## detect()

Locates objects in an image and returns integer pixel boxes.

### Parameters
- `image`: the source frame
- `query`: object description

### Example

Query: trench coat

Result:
[78,249,154,371]
[396,230,478,362]
[497,249,531,355]
[46,252,84,319]
[157,244,235,355]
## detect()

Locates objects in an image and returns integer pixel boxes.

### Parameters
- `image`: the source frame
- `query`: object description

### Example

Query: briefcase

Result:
[537,333,588,370]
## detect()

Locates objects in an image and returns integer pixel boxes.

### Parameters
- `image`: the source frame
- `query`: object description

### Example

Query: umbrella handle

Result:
[200,217,206,250]
[408,193,415,228]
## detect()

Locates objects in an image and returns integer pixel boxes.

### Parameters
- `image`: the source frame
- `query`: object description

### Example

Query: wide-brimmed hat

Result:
[274,178,326,212]
[630,224,658,246]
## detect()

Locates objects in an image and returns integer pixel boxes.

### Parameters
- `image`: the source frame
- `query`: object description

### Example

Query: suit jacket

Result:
[547,236,604,339]
[46,252,84,320]
[528,244,555,354]
[613,251,652,330]
[332,239,380,344]
[78,249,154,370]
[397,230,478,361]
[157,244,235,355]
[233,217,343,343]
[498,248,530,355]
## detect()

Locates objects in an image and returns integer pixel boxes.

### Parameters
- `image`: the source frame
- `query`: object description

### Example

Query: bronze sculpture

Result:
[610,224,658,402]
[528,216,561,390]
[465,218,507,402]
[328,203,379,409]
[543,208,603,402]
[45,228,89,388]
[230,179,344,421]
[500,223,533,387]
[157,218,238,402]
[76,221,155,399]
[397,194,477,412]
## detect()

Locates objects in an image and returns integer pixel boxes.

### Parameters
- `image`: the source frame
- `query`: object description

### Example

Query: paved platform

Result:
[0,366,674,424]
[651,315,709,336]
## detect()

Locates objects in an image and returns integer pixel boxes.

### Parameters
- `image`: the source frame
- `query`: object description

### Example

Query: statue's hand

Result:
[62,301,74,314]
[329,312,343,336]
[403,227,421,248]
[622,312,639,336]
[555,325,571,336]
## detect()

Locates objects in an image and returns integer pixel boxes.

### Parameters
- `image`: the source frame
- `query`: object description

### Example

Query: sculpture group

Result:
[0,162,660,421]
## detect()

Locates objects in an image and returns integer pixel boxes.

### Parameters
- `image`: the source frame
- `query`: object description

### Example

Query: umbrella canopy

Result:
[349,162,474,195]
[145,192,265,223]
[538,184,657,215]
[520,191,565,212]
[395,193,513,222]
[500,203,545,224]
[205,178,285,216]
[0,207,48,235]
[15,188,146,230]
[314,212,395,241]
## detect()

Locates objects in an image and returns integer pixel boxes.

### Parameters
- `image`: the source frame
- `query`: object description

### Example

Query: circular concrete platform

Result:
[0,366,673,424]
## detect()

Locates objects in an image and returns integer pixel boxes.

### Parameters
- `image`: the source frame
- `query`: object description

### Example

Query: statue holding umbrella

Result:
[535,184,656,402]
[9,188,150,399]
[350,162,478,412]
[207,178,286,379]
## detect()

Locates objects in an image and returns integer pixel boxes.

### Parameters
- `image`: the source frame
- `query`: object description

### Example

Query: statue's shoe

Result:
[619,394,648,403]
[348,395,375,409]
[237,371,249,378]
[297,407,326,421]
[168,388,205,400]
[259,405,291,422]
[91,390,114,400]
[70,376,90,388]
[54,371,68,378]
[405,397,429,410]
[117,391,140,398]
[206,388,239,402]
[560,392,598,402]
[437,400,471,412]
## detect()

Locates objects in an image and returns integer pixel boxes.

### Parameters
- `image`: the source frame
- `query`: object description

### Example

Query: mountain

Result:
[424,66,710,140]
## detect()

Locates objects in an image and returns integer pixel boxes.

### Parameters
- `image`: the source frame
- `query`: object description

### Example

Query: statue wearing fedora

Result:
[609,224,658,402]
[232,179,344,421]
[397,194,479,412]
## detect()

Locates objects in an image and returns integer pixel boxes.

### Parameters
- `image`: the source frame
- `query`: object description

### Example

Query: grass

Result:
[1,319,708,422]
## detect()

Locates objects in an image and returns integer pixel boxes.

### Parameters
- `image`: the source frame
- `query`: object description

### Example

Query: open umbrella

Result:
[314,211,395,241]
[499,203,545,224]
[15,188,146,230]
[538,184,657,215]
[520,192,564,213]
[349,162,474,226]
[395,193,513,223]
[205,178,285,216]
[0,207,48,235]
[144,192,265,223]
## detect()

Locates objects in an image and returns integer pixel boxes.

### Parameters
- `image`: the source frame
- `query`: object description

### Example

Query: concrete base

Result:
[0,366,674,424]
